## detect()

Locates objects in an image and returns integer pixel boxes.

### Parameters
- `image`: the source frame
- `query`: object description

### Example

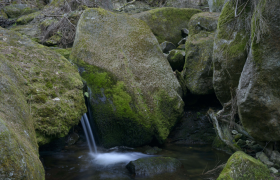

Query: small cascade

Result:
[81,113,98,153]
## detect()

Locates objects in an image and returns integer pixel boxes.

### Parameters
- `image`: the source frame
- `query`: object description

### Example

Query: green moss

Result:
[0,9,8,19]
[217,151,273,180]
[133,7,201,44]
[16,11,40,25]
[53,48,72,59]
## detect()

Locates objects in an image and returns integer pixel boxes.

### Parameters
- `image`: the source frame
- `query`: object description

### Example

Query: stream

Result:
[40,141,229,180]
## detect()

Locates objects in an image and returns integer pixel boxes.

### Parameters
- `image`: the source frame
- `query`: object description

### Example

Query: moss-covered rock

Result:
[3,4,37,18]
[71,8,184,147]
[167,49,185,71]
[16,11,40,25]
[0,27,86,146]
[217,151,272,180]
[0,9,8,19]
[213,1,250,104]
[182,12,219,95]
[237,1,280,142]
[183,31,215,95]
[132,7,201,44]
[0,28,45,179]
[165,0,208,9]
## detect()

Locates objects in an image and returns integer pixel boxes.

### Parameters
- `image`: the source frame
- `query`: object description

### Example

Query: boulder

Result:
[183,31,215,95]
[0,28,45,179]
[213,1,250,104]
[167,49,185,71]
[160,41,176,53]
[71,8,184,147]
[126,157,182,176]
[16,11,40,25]
[237,1,280,142]
[0,27,86,146]
[132,7,201,44]
[3,4,37,18]
[270,151,280,165]
[182,12,219,95]
[217,151,272,180]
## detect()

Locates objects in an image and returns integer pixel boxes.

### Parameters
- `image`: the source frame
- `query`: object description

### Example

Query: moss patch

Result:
[217,151,272,179]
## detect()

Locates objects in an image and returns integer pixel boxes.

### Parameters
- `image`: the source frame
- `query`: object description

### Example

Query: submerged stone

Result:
[126,157,182,176]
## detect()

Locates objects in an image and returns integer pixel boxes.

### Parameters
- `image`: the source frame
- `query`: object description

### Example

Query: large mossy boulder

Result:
[126,157,182,176]
[237,1,280,142]
[213,1,250,104]
[3,4,37,18]
[182,12,219,95]
[167,49,185,71]
[217,151,272,180]
[132,7,201,44]
[0,28,45,179]
[0,28,86,146]
[71,8,184,147]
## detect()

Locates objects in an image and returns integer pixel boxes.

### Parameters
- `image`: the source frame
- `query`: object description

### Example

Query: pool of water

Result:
[40,142,229,180]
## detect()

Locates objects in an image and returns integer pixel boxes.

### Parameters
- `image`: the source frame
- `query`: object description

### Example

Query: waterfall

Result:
[81,113,98,153]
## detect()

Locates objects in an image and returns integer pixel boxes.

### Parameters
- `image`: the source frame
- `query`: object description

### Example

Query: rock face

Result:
[213,1,249,104]
[126,157,182,176]
[217,151,272,180]
[0,28,44,179]
[182,12,219,95]
[237,1,280,142]
[71,8,184,147]
[132,7,201,44]
[0,28,86,146]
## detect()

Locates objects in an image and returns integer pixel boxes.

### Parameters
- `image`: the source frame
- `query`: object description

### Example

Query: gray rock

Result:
[126,157,182,176]
[270,151,280,164]
[160,41,176,53]
[71,8,184,147]
[167,49,185,71]
[213,1,250,104]
[3,4,37,18]
[256,152,274,167]
[236,1,280,142]
[269,167,278,174]
[232,130,238,135]
[181,28,189,37]
[178,37,187,45]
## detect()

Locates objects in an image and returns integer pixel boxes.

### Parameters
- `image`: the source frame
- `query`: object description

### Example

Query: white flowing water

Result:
[91,152,151,166]
[81,113,98,153]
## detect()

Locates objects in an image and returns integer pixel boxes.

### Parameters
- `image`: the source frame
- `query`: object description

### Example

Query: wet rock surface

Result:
[126,157,182,176]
